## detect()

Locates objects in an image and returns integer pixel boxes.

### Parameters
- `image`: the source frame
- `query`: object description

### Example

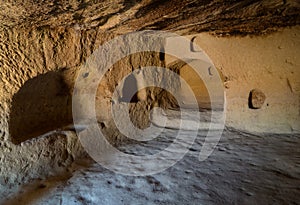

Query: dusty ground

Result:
[1,110,299,205]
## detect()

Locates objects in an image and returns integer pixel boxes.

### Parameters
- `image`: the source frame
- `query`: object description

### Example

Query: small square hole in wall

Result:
[248,89,266,109]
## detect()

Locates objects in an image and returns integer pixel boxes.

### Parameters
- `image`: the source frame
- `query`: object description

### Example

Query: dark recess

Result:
[9,71,73,144]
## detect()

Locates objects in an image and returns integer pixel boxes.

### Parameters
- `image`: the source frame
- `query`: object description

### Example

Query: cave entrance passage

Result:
[164,36,225,111]
[179,63,211,109]
[165,60,224,111]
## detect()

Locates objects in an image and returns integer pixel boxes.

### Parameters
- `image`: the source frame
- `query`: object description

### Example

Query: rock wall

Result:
[0,27,90,186]
[0,27,175,185]
[0,0,299,188]
[191,26,300,133]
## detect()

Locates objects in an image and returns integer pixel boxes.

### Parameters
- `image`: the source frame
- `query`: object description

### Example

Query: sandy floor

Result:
[1,110,300,205]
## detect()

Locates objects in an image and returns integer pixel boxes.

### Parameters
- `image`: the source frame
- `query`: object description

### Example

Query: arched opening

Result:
[167,59,225,110]
[121,73,139,103]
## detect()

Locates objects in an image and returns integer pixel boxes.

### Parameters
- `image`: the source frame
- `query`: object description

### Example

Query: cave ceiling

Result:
[0,0,299,35]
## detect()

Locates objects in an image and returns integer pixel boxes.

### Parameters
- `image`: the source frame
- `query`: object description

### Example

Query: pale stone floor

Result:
[1,110,300,205]
[2,129,299,205]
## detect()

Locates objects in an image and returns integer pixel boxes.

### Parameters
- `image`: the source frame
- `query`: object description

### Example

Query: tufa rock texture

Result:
[0,0,299,35]
[190,27,300,133]
[0,0,299,189]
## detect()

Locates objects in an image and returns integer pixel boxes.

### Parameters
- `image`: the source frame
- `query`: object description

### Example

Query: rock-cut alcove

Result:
[9,70,73,144]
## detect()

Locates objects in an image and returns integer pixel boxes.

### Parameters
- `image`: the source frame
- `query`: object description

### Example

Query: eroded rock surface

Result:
[0,0,299,35]
[0,0,299,197]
